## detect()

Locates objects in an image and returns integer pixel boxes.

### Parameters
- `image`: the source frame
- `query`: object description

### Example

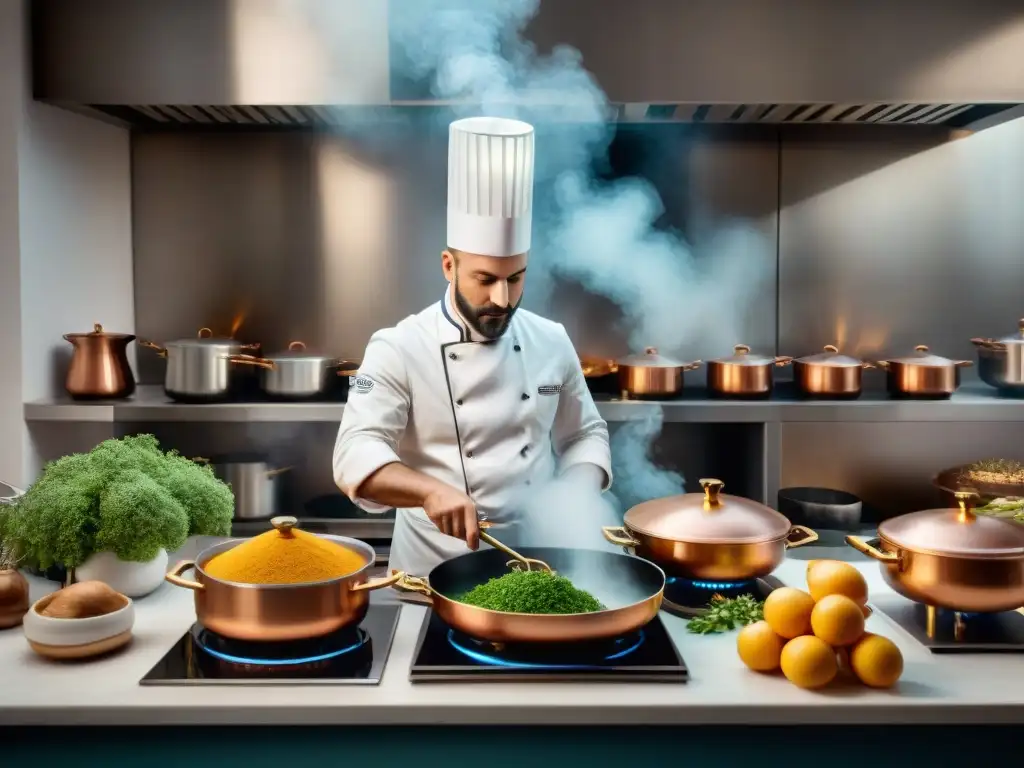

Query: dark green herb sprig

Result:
[457,570,604,614]
[687,593,764,634]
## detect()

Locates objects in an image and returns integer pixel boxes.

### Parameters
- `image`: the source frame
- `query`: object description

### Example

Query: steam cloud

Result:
[275,1,772,541]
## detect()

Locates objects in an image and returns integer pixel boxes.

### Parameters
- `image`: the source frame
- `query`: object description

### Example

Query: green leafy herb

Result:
[6,435,234,569]
[687,593,764,634]
[457,570,604,614]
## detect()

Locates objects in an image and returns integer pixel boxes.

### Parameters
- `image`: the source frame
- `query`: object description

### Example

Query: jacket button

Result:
[520,445,529,457]
[456,399,463,406]
[521,393,530,400]
[466,450,474,459]
[514,344,521,352]
[448,352,458,360]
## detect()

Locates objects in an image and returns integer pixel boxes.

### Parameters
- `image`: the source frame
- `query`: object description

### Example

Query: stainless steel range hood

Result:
[33,0,1024,130]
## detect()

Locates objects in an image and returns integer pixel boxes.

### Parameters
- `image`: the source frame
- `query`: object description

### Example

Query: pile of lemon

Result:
[736,560,904,690]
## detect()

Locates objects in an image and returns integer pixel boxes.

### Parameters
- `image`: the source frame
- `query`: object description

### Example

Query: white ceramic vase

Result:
[75,549,168,598]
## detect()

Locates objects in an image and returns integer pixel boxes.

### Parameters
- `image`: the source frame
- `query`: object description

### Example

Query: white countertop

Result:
[1,545,1023,726]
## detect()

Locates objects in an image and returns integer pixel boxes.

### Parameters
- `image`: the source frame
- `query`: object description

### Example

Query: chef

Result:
[333,116,613,576]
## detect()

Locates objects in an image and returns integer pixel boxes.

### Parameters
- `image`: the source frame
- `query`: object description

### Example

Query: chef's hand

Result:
[423,486,480,550]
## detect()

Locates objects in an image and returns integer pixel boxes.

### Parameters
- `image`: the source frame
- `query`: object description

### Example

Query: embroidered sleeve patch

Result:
[350,374,376,394]
[537,384,563,396]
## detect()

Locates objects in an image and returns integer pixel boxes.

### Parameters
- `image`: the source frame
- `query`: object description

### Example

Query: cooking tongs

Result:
[478,521,554,574]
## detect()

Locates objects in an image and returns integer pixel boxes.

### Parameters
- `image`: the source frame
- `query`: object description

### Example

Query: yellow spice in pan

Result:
[204,520,366,584]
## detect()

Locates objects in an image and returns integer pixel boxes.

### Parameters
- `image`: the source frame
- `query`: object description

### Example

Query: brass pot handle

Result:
[785,525,819,549]
[138,340,167,357]
[351,570,405,593]
[954,360,974,368]
[602,525,639,548]
[165,560,205,591]
[773,356,794,367]
[683,359,703,371]
[845,535,899,564]
[391,572,435,599]
[971,337,1006,351]
[227,354,275,370]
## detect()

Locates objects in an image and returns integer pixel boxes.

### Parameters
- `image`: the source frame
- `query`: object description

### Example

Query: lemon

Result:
[810,594,866,647]
[780,635,838,689]
[763,587,815,639]
[737,621,785,672]
[806,559,869,606]
[849,633,904,688]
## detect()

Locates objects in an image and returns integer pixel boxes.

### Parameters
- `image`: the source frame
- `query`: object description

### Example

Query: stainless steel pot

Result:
[204,455,289,521]
[971,319,1024,395]
[139,327,271,402]
[873,345,972,399]
[260,341,359,400]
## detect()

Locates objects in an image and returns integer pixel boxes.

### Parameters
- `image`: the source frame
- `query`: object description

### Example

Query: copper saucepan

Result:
[603,478,818,581]
[871,345,972,399]
[165,531,401,642]
[846,491,1024,615]
[393,546,665,643]
[615,347,702,399]
[706,344,792,398]
[792,345,874,399]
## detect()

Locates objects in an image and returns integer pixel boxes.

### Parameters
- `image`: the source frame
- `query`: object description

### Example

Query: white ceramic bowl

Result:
[23,592,135,659]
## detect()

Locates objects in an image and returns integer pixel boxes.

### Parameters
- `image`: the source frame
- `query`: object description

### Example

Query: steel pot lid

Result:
[617,347,687,368]
[712,344,777,366]
[878,492,1024,558]
[266,340,337,365]
[165,327,250,350]
[884,345,963,367]
[63,323,135,341]
[623,478,793,544]
[796,345,863,368]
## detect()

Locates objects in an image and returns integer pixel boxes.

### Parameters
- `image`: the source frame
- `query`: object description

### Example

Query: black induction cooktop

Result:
[409,610,688,683]
[140,604,400,685]
[870,596,1024,653]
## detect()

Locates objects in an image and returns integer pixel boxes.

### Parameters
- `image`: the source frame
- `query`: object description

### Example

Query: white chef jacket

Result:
[333,285,612,576]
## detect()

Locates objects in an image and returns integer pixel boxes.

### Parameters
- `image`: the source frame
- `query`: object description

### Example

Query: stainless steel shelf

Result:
[23,384,1024,423]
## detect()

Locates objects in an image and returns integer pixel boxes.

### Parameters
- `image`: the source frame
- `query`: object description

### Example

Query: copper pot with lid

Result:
[63,323,136,400]
[602,478,818,581]
[846,491,1024,615]
[872,345,972,399]
[706,344,793,398]
[792,345,874,399]
[616,347,702,399]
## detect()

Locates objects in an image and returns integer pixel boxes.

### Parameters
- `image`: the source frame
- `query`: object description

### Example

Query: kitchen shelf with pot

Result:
[23,383,1024,423]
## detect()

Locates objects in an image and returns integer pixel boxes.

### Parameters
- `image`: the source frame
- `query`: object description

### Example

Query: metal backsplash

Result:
[131,123,779,384]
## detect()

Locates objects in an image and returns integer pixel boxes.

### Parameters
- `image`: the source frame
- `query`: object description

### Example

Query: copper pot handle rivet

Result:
[699,477,725,509]
[845,536,899,564]
[288,340,306,351]
[165,560,205,591]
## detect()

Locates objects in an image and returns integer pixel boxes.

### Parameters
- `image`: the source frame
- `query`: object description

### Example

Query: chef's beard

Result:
[453,277,521,340]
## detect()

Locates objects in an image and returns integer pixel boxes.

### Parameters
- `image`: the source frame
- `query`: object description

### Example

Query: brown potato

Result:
[39,581,127,619]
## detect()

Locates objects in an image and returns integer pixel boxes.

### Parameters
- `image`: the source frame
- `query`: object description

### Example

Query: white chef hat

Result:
[447,116,535,258]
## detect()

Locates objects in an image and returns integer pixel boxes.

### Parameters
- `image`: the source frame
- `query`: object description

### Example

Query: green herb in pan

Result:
[687,594,764,634]
[457,570,604,614]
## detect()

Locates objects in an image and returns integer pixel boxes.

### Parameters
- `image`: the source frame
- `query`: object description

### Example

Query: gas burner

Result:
[662,574,785,618]
[447,628,646,669]
[190,623,373,678]
[139,604,400,685]
[869,597,1024,653]
[410,611,687,682]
